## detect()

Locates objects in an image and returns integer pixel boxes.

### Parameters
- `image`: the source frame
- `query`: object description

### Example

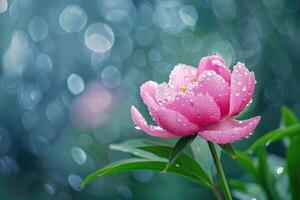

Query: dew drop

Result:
[276,166,284,175]
[242,86,247,92]
[265,140,271,146]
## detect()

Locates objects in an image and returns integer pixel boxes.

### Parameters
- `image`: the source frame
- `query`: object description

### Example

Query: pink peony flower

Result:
[131,54,260,144]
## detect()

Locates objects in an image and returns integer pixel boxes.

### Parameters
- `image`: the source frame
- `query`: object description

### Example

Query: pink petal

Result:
[192,70,230,116]
[140,87,200,136]
[197,54,231,84]
[154,107,200,136]
[131,106,176,138]
[140,81,159,107]
[155,82,177,105]
[229,62,256,116]
[169,64,197,91]
[165,92,221,128]
[198,116,261,144]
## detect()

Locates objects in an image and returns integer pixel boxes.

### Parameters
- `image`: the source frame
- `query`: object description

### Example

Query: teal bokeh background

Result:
[0,0,300,199]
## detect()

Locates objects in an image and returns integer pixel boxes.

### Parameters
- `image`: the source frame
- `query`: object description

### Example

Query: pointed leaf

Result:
[81,158,206,188]
[109,139,166,161]
[287,136,300,200]
[246,124,300,153]
[107,140,213,188]
[164,135,197,171]
[257,148,280,200]
[236,152,258,180]
[191,137,221,178]
[219,144,237,160]
[281,106,298,127]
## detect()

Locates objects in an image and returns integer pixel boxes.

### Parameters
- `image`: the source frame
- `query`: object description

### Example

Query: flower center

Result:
[180,87,187,93]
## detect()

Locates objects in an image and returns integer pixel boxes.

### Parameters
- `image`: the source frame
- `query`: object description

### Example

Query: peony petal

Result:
[169,64,197,91]
[140,81,159,107]
[229,62,256,116]
[155,82,177,105]
[198,116,261,144]
[140,92,200,136]
[165,92,221,128]
[197,54,231,84]
[154,107,200,136]
[192,70,230,116]
[131,106,176,138]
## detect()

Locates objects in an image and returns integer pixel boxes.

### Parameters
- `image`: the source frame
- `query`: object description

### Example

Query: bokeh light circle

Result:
[28,16,48,41]
[67,74,85,95]
[84,23,115,53]
[59,5,87,33]
[101,65,122,88]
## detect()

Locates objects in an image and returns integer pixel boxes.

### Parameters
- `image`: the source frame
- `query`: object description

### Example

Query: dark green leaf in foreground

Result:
[246,124,300,153]
[281,106,299,127]
[109,139,166,161]
[257,148,280,200]
[164,134,197,171]
[191,137,221,178]
[219,144,237,160]
[83,140,213,189]
[236,152,258,180]
[81,158,211,188]
[287,135,300,200]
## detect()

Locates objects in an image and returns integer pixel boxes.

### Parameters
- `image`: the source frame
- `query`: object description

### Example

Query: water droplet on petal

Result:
[242,86,247,92]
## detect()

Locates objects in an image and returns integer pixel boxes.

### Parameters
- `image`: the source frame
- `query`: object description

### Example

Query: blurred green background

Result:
[0,0,300,199]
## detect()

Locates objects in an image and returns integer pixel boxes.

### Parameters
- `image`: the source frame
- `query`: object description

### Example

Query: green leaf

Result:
[164,135,197,171]
[138,145,212,187]
[82,147,214,189]
[257,148,280,200]
[281,106,299,127]
[191,137,221,178]
[246,124,300,153]
[287,136,300,200]
[107,140,213,188]
[267,154,288,200]
[81,158,212,188]
[219,144,237,160]
[109,139,166,161]
[236,152,258,180]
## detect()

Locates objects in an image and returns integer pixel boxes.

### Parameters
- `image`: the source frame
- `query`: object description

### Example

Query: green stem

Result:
[207,141,232,200]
